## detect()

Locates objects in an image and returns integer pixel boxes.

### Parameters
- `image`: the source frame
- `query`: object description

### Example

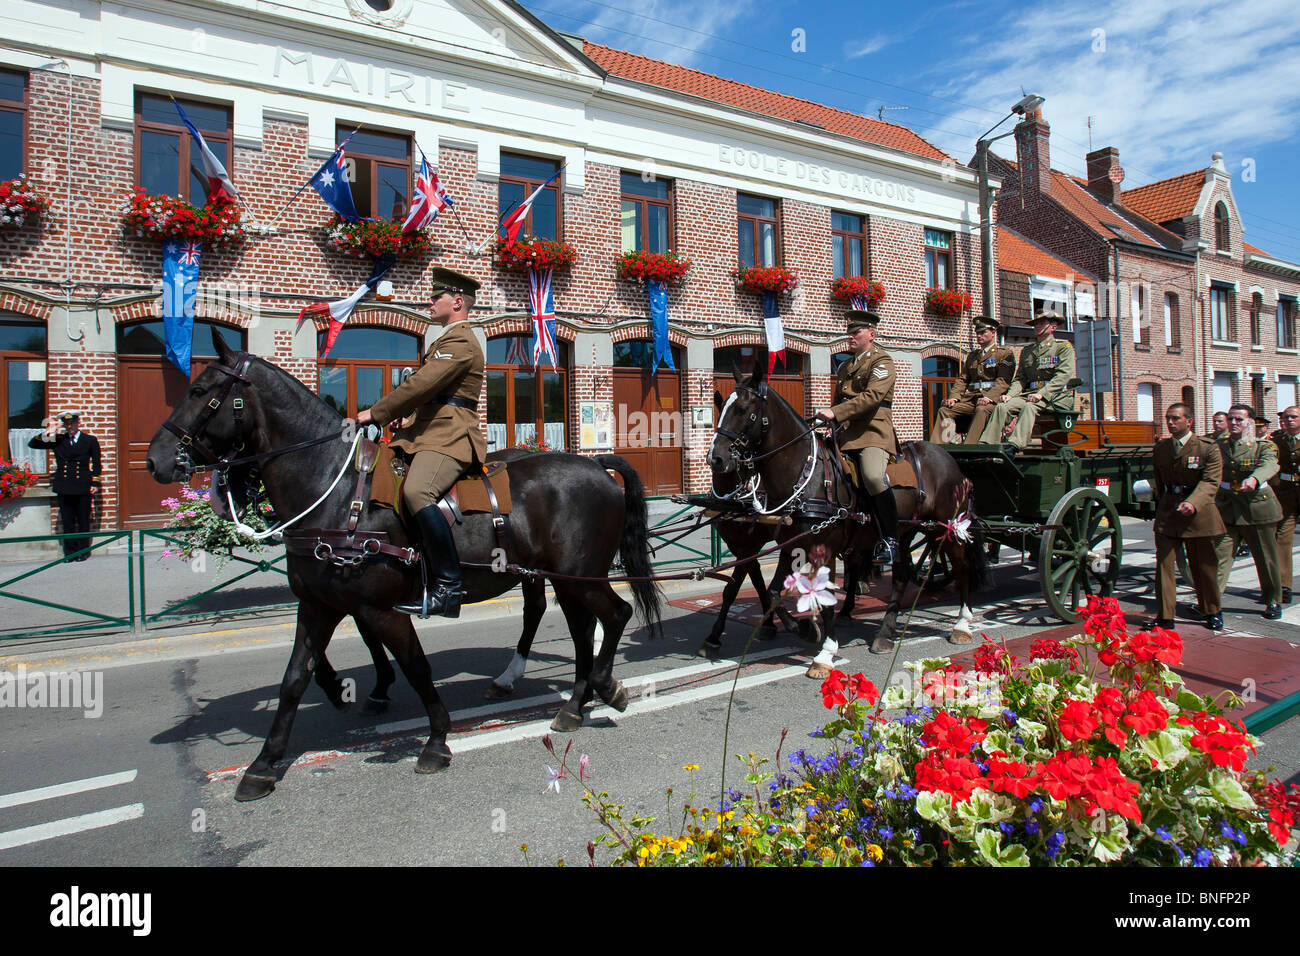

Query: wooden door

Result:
[613,367,682,495]
[118,358,196,527]
[713,373,806,421]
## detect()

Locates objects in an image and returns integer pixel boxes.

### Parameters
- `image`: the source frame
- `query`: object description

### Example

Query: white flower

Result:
[783,566,838,614]
[544,764,561,794]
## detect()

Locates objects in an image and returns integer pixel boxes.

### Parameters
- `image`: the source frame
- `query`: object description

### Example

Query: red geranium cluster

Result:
[1255,780,1300,846]
[1029,637,1080,670]
[830,275,885,309]
[325,217,431,260]
[1058,687,1168,746]
[1177,711,1256,772]
[973,637,1017,677]
[617,250,692,285]
[0,176,52,230]
[732,264,799,294]
[493,235,578,272]
[820,669,878,709]
[1081,595,1182,686]
[924,287,972,317]
[0,460,39,501]
[120,188,244,247]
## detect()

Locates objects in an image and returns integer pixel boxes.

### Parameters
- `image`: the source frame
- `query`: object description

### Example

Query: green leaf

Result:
[1136,731,1191,771]
[914,790,953,825]
[1176,687,1207,712]
[975,828,1030,867]
[1207,770,1257,811]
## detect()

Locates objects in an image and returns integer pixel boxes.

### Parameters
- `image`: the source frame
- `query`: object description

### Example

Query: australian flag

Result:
[528,268,559,370]
[402,154,453,233]
[648,279,675,373]
[310,147,360,222]
[162,240,202,375]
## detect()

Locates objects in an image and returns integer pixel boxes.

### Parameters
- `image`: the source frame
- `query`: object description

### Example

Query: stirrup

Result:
[394,583,464,620]
[873,538,899,567]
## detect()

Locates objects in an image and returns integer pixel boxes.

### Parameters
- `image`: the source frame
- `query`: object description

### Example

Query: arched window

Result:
[317,326,423,419]
[117,319,246,358]
[922,355,961,435]
[1,314,47,474]
[1215,202,1230,252]
[485,335,569,452]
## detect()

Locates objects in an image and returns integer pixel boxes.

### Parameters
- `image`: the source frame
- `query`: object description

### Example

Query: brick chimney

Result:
[1014,108,1051,197]
[1086,147,1123,205]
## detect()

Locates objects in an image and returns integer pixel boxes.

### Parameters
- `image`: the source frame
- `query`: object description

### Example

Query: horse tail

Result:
[595,454,664,638]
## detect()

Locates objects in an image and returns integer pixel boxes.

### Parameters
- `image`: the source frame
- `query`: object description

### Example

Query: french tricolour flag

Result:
[173,100,239,205]
[500,168,561,249]
[761,291,786,374]
[299,256,396,358]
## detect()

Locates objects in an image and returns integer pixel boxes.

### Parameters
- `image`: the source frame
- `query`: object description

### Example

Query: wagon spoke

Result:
[1051,558,1077,585]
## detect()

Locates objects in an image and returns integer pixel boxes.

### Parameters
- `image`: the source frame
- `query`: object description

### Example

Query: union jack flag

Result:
[401,154,454,234]
[504,333,532,366]
[528,268,558,370]
[177,241,201,266]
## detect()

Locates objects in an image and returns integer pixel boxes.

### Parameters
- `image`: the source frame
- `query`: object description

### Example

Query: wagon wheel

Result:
[910,536,953,591]
[1038,487,1123,622]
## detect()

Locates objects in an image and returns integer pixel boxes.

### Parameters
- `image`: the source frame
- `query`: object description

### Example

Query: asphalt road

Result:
[1,515,1297,868]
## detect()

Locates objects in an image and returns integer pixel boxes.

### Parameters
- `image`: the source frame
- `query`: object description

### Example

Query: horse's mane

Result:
[234,351,346,427]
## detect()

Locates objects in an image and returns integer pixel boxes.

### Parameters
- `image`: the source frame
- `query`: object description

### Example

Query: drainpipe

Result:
[1113,241,1124,418]
[36,57,80,343]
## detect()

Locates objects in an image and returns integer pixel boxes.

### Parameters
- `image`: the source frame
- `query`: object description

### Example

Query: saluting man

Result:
[29,412,102,562]
[816,310,899,566]
[976,311,1076,451]
[1214,403,1284,620]
[357,267,486,619]
[1150,403,1226,631]
[929,315,1017,443]
[1268,405,1299,604]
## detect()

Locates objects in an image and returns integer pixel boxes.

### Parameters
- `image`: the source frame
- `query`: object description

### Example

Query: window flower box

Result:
[493,236,578,273]
[324,217,430,260]
[831,275,885,310]
[120,188,245,249]
[617,250,691,286]
[925,287,972,317]
[732,264,799,295]
[0,177,52,231]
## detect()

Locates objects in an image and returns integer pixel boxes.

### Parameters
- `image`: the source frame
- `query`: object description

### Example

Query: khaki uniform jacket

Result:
[1004,336,1076,409]
[1214,435,1283,526]
[367,322,487,465]
[946,344,1017,403]
[1152,435,1225,538]
[829,346,897,453]
[1267,429,1299,515]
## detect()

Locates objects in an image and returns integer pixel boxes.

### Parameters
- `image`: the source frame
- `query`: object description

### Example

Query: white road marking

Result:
[0,769,137,810]
[0,804,143,851]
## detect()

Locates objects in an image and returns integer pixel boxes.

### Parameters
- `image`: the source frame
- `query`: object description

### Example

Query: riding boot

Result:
[872,491,900,567]
[394,505,465,619]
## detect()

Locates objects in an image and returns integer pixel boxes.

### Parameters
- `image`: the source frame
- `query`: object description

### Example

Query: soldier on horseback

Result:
[357,267,486,619]
[814,310,899,567]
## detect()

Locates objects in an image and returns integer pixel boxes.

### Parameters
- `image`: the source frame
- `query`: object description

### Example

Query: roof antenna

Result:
[877,105,909,122]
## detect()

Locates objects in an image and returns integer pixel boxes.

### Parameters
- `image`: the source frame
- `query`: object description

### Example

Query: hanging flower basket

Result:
[925,287,972,317]
[0,460,39,502]
[325,217,430,260]
[493,235,578,273]
[617,250,691,286]
[831,275,885,310]
[732,264,799,295]
[0,177,52,232]
[120,188,244,248]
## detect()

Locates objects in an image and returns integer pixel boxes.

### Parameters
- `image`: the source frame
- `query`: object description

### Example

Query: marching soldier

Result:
[815,310,899,567]
[976,311,1076,451]
[929,315,1016,443]
[1268,405,1299,603]
[1214,404,1284,620]
[28,412,102,562]
[1205,411,1229,441]
[1150,403,1225,630]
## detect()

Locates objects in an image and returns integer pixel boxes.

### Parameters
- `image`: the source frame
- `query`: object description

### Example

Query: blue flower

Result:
[834,799,849,811]
[1155,827,1172,841]
[1002,708,1019,725]
[767,824,779,834]
[1024,820,1040,836]
[999,822,1015,835]
[1219,822,1247,846]
[810,729,825,738]
[1013,735,1025,745]
[1193,847,1213,867]
[976,760,989,773]
[883,787,898,800]
[879,826,894,840]
[1029,799,1043,813]
[898,785,918,800]
[899,711,920,725]
[805,803,818,820]
[859,859,875,867]
[1173,843,1185,861]
[1045,831,1065,859]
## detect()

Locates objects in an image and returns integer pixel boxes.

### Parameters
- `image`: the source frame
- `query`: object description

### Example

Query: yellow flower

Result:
[866,844,883,862]
[683,764,700,771]
[839,836,854,849]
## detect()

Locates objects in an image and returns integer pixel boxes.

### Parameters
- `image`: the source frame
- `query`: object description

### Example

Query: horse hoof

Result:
[870,636,895,655]
[362,696,389,715]
[603,681,630,713]
[696,641,721,658]
[416,741,452,774]
[948,630,973,645]
[550,709,584,732]
[483,683,514,700]
[806,662,832,679]
[234,772,276,802]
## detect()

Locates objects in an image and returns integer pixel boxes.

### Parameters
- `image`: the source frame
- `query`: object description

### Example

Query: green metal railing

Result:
[0,530,135,640]
[646,497,724,570]
[136,530,294,628]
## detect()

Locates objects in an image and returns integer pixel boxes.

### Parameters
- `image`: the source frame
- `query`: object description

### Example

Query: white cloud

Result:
[544,0,756,67]
[920,0,1300,188]
[844,34,890,59]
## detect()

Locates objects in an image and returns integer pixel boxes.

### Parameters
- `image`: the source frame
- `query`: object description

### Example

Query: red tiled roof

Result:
[583,42,952,163]
[1243,241,1269,257]
[1121,170,1206,225]
[998,227,1092,281]
[993,154,1180,249]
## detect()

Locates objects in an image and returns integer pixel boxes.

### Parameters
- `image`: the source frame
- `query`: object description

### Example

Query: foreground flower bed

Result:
[581,597,1298,866]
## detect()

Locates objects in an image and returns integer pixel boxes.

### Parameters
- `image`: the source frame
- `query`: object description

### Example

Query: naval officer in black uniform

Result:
[29,412,101,561]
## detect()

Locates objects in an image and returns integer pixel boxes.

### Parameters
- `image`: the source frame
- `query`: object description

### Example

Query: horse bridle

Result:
[161,353,255,480]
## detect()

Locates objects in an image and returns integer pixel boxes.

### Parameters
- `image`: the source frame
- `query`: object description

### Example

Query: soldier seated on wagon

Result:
[975,311,1077,453]
[928,315,1016,444]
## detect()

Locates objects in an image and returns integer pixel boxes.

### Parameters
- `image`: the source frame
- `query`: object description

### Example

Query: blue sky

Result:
[517,0,1300,263]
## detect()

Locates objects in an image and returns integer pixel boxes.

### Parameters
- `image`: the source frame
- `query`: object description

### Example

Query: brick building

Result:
[1,0,991,530]
[1122,155,1300,422]
[984,109,1200,423]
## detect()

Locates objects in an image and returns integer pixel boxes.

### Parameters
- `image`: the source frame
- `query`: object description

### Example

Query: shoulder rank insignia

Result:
[871,366,890,379]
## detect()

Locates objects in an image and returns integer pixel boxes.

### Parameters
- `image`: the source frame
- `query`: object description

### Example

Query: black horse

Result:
[708,365,989,671]
[146,337,661,801]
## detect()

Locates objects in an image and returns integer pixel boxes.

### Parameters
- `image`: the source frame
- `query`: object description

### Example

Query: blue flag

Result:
[648,279,675,373]
[162,239,202,375]
[310,148,360,222]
